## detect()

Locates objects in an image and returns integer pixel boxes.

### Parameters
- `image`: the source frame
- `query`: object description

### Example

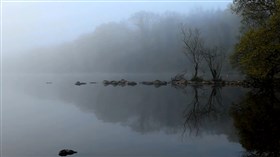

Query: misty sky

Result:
[2,1,231,55]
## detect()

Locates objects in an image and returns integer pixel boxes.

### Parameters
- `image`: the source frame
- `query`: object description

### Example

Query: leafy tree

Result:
[231,0,278,28]
[231,0,280,80]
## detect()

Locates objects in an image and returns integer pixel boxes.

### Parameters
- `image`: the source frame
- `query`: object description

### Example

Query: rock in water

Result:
[58,149,77,156]
[75,81,86,86]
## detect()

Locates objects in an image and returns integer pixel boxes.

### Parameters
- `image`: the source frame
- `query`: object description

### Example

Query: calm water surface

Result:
[3,73,277,157]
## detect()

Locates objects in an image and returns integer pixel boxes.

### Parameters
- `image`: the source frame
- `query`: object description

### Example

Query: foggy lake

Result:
[3,1,280,157]
[2,73,250,157]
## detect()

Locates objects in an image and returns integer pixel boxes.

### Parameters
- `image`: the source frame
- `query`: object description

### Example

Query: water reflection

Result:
[183,85,223,135]
[58,83,241,142]
[91,86,187,134]
[231,87,280,157]
[10,74,244,138]
[3,74,246,157]
[24,78,243,138]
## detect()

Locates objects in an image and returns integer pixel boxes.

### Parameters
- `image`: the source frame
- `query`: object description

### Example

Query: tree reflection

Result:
[230,88,280,157]
[183,85,223,135]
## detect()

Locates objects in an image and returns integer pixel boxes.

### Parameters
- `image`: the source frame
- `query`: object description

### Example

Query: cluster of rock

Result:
[72,79,251,88]
[140,80,168,87]
[103,79,137,86]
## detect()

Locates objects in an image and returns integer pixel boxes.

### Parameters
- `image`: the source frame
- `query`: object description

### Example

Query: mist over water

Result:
[4,9,240,78]
[2,2,257,157]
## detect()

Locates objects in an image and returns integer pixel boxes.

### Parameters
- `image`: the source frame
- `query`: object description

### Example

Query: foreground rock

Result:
[58,149,77,156]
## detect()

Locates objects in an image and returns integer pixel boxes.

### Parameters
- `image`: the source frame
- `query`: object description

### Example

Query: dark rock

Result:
[153,80,166,85]
[119,79,127,84]
[58,149,77,156]
[103,79,136,86]
[142,80,167,87]
[127,81,137,86]
[153,80,167,87]
[75,81,86,86]
[153,80,161,85]
[118,79,127,86]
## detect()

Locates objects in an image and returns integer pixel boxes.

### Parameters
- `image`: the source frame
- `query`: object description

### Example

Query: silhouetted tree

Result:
[203,46,225,81]
[181,26,204,80]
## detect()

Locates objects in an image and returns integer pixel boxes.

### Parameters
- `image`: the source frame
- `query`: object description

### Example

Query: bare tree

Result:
[181,26,204,80]
[203,46,225,81]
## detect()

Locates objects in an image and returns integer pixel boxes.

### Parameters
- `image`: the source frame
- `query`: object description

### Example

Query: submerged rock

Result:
[58,149,77,156]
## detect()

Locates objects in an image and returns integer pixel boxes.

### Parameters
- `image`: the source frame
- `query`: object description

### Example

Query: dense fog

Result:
[5,9,240,77]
